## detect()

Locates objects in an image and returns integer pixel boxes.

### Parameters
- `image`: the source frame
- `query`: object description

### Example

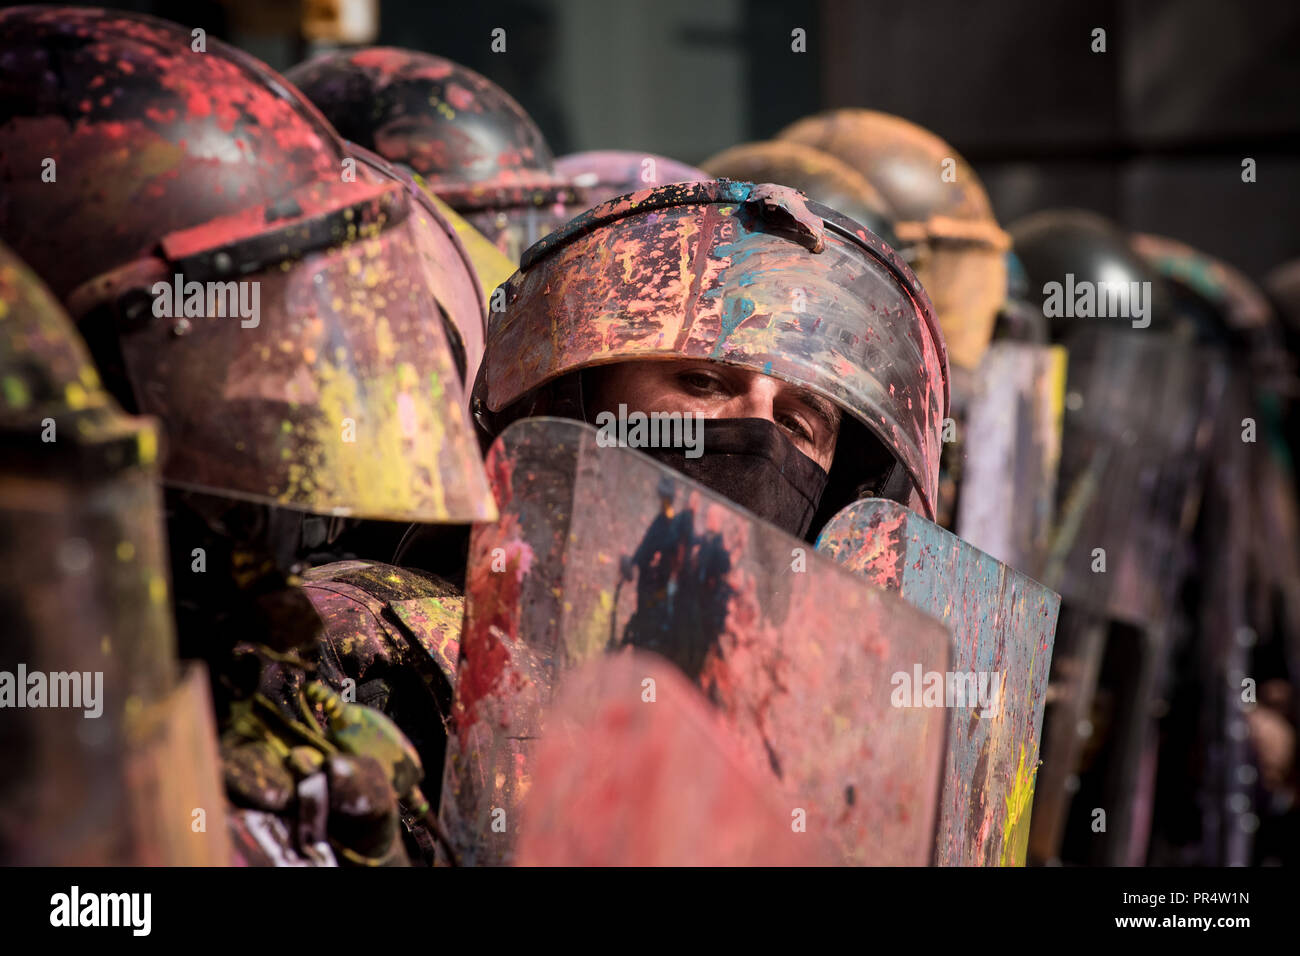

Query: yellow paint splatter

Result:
[3,376,30,409]
[136,427,158,465]
[999,742,1038,866]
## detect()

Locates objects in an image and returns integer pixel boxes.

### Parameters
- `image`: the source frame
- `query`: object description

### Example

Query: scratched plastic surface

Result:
[955,341,1067,582]
[440,417,951,866]
[816,497,1059,866]
[516,652,837,866]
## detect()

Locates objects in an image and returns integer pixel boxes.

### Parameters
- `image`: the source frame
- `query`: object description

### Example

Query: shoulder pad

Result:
[301,560,463,687]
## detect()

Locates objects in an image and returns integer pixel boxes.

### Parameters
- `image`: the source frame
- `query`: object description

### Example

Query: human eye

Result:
[676,368,728,395]
[776,410,814,444]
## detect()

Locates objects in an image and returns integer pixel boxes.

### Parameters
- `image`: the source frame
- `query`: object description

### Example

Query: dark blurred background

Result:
[16,0,1298,283]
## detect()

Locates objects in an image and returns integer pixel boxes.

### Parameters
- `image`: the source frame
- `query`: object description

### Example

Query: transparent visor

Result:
[482,203,946,519]
[423,192,517,306]
[462,203,575,265]
[404,190,488,389]
[349,148,490,389]
[117,185,497,524]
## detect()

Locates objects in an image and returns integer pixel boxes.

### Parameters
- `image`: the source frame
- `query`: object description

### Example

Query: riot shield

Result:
[0,241,227,864]
[515,651,836,866]
[1024,607,1108,865]
[955,341,1067,582]
[816,498,1060,866]
[1041,330,1222,628]
[440,417,951,866]
[1024,332,1221,865]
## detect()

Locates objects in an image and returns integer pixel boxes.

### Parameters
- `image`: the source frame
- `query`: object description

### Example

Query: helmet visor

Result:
[115,179,496,523]
[478,182,947,517]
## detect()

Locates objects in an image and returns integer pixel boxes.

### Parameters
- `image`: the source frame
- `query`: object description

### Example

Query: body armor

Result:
[286,47,581,263]
[292,560,464,864]
[777,110,1010,371]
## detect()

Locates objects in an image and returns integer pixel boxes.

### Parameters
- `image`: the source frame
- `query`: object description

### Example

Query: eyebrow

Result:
[788,387,842,435]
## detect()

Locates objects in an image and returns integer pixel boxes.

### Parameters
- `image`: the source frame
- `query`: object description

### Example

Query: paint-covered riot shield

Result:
[440,418,952,866]
[949,341,1067,581]
[816,498,1060,866]
[0,242,227,864]
[515,651,837,866]
[1042,330,1222,628]
[1028,335,1223,866]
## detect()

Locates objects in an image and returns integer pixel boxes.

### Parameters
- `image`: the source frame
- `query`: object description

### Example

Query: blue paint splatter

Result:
[710,295,755,358]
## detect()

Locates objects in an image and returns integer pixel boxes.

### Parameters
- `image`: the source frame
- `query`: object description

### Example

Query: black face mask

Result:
[638,418,830,539]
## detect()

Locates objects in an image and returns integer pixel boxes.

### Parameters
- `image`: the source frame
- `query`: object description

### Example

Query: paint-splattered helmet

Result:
[286,47,580,263]
[0,7,493,523]
[473,179,950,520]
[778,110,1010,371]
[700,140,902,252]
[555,150,707,213]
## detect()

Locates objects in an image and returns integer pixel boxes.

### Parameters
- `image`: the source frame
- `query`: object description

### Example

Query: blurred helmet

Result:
[1008,210,1174,340]
[778,109,1009,371]
[555,150,707,211]
[1133,233,1271,336]
[285,47,580,262]
[473,179,949,521]
[1134,233,1294,393]
[700,140,901,251]
[0,7,494,524]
